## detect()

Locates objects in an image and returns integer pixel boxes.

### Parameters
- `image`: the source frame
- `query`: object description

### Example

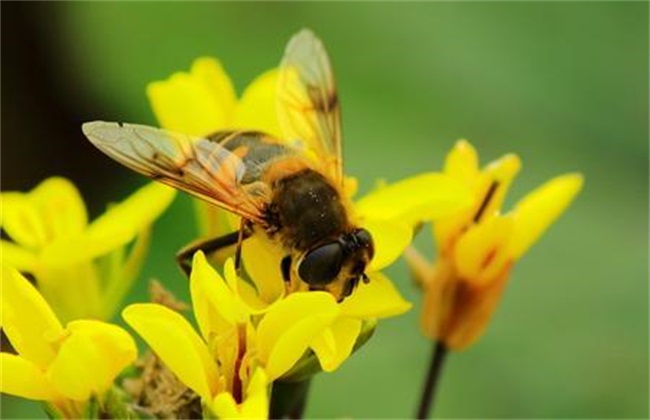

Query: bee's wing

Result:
[277,29,343,184]
[82,121,269,223]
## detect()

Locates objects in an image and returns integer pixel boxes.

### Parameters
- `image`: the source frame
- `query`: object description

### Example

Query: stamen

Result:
[473,181,499,223]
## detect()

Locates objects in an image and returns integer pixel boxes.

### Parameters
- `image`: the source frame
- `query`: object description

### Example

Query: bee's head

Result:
[296,228,374,302]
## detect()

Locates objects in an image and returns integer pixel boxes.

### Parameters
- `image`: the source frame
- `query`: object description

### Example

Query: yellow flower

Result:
[122,253,282,418]
[406,140,584,350]
[146,55,473,291]
[146,57,476,375]
[0,177,176,321]
[148,57,281,238]
[123,251,421,418]
[0,266,137,418]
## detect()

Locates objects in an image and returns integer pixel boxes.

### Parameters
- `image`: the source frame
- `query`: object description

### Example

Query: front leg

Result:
[176,225,253,276]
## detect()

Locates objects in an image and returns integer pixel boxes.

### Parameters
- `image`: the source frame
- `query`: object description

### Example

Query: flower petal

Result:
[190,252,248,339]
[339,271,412,319]
[0,240,38,272]
[35,262,103,323]
[444,140,479,184]
[122,303,219,401]
[239,367,269,419]
[242,235,286,304]
[480,153,521,219]
[1,266,63,368]
[211,367,269,419]
[434,153,521,251]
[364,218,412,271]
[211,392,240,419]
[40,183,175,266]
[256,292,339,381]
[1,193,48,249]
[234,69,283,138]
[0,353,59,401]
[31,177,88,239]
[355,173,473,227]
[454,215,514,286]
[310,318,361,372]
[47,320,137,401]
[1,178,88,249]
[148,57,237,136]
[508,173,584,259]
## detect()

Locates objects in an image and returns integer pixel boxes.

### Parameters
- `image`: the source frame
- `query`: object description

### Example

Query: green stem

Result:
[270,378,312,419]
[416,341,448,419]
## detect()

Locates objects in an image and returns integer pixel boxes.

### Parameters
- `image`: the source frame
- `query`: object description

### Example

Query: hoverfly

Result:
[82,30,373,301]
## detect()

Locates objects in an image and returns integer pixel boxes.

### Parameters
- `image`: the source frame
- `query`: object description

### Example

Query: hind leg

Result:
[176,223,253,276]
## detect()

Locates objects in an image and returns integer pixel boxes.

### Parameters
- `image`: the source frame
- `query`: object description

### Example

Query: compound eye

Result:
[354,228,374,259]
[298,242,344,286]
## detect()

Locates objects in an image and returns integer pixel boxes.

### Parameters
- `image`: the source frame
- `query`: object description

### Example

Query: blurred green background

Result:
[2,2,647,418]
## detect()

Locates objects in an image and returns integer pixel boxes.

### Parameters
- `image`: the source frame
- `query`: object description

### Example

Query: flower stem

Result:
[416,341,448,419]
[270,378,312,419]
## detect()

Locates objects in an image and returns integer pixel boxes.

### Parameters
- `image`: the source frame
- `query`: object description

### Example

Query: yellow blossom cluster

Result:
[0,34,582,419]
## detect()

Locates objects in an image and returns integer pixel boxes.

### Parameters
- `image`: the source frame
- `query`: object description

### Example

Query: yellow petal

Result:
[444,140,479,184]
[256,292,339,381]
[1,193,48,249]
[242,235,286,303]
[211,392,240,418]
[0,353,59,401]
[480,154,521,218]
[192,57,238,123]
[190,252,248,339]
[434,153,521,250]
[1,266,63,368]
[339,271,412,319]
[47,320,136,401]
[34,261,102,324]
[211,367,269,419]
[239,367,269,419]
[355,173,473,227]
[0,240,38,271]
[31,177,88,240]
[454,216,514,286]
[310,318,361,372]
[363,218,412,271]
[122,304,219,401]
[83,182,175,253]
[40,183,175,266]
[66,320,137,375]
[1,178,88,250]
[238,279,275,313]
[508,173,584,259]
[148,57,237,136]
[234,69,283,138]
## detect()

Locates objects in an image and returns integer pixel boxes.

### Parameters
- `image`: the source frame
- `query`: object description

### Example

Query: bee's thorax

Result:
[267,168,350,250]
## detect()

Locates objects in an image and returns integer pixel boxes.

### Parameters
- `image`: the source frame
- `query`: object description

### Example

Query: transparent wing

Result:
[277,29,343,183]
[82,121,269,223]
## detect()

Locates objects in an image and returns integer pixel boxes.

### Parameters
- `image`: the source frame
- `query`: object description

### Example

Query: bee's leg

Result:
[234,219,254,275]
[280,256,292,283]
[176,228,252,277]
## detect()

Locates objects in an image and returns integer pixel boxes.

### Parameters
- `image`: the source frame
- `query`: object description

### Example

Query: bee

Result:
[82,29,373,302]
